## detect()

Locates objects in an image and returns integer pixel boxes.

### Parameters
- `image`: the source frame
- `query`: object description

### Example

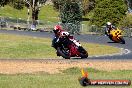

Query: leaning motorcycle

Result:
[54,36,88,59]
[108,28,125,44]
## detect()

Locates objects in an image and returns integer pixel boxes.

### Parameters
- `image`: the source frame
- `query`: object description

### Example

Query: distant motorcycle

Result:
[108,28,125,44]
[54,35,88,59]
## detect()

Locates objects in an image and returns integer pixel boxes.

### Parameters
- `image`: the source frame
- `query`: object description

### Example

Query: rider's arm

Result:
[104,27,109,35]
[105,27,108,32]
[112,25,117,29]
[61,31,70,37]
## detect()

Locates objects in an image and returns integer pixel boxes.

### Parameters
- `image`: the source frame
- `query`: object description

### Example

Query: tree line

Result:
[0,0,131,31]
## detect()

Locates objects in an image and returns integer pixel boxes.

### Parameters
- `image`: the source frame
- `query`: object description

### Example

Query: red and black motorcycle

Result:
[54,36,88,59]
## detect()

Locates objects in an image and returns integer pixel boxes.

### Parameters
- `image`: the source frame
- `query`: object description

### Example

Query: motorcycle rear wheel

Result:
[57,47,70,59]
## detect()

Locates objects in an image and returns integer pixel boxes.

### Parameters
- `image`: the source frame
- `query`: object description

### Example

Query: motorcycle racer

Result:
[105,22,116,36]
[52,25,88,59]
[52,25,80,49]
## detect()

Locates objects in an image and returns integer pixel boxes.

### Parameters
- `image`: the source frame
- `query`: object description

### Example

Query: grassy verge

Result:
[0,68,131,88]
[0,5,59,22]
[0,33,120,59]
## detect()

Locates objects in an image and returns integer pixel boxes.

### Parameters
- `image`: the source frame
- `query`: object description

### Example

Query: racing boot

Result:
[56,51,61,56]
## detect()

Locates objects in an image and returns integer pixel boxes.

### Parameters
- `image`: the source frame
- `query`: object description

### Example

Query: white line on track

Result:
[88,48,131,58]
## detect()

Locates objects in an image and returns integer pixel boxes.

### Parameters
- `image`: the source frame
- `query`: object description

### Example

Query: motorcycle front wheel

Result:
[78,46,88,59]
[119,37,125,44]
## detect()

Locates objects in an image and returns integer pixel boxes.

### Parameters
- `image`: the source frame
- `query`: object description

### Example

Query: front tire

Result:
[78,47,88,59]
[57,47,70,59]
[119,37,125,44]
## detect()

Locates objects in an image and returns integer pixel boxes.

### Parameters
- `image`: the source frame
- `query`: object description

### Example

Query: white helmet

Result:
[107,22,112,26]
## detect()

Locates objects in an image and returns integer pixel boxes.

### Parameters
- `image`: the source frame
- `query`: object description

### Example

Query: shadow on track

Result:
[107,41,125,44]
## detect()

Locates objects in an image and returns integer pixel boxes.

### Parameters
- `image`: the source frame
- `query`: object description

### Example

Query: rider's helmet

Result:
[53,25,62,34]
[106,22,112,28]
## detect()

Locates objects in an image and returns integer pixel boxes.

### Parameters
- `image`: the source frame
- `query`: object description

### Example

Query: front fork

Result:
[117,35,122,40]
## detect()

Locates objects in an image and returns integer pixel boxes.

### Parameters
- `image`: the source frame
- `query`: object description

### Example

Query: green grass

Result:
[0,33,120,59]
[82,42,119,56]
[39,5,59,22]
[0,68,131,88]
[0,5,59,22]
[0,6,28,20]
[0,33,56,59]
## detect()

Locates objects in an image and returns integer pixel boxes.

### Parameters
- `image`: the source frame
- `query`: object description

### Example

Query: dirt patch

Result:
[0,59,132,74]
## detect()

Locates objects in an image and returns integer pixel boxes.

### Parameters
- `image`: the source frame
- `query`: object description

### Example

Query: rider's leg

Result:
[52,37,57,48]
[52,37,61,56]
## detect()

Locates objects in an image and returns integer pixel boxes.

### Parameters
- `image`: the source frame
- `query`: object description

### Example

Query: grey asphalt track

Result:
[0,30,132,59]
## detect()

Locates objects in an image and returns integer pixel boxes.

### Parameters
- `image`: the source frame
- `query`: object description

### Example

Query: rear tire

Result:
[57,47,70,59]
[78,47,88,59]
